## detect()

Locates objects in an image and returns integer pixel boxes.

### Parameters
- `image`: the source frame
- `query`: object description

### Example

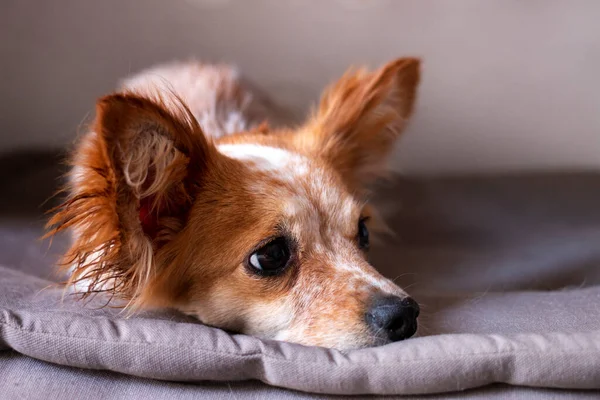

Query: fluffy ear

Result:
[298,58,420,191]
[47,92,215,305]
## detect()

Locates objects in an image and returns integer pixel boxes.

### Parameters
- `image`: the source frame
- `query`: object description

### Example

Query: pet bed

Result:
[1,156,599,397]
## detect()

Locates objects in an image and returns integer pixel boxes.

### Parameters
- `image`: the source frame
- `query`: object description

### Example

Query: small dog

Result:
[47,57,421,350]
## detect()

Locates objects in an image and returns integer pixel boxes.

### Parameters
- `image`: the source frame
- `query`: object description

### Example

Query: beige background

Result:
[2,0,599,174]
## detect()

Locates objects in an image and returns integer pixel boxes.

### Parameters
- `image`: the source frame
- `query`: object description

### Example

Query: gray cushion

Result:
[3,351,599,400]
[1,173,600,396]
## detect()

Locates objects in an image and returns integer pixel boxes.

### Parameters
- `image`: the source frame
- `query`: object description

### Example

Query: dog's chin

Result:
[298,338,392,351]
[256,330,394,351]
[185,313,401,350]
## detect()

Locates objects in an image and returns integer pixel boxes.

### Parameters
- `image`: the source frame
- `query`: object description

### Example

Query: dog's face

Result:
[48,58,421,350]
[170,138,412,349]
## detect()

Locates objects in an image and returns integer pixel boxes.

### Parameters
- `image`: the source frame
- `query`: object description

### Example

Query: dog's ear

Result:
[297,58,420,191]
[47,92,216,305]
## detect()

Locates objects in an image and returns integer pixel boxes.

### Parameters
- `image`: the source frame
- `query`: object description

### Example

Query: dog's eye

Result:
[358,218,370,250]
[247,237,291,276]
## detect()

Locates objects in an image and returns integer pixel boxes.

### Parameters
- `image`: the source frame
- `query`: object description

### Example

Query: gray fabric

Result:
[1,165,600,396]
[370,173,600,293]
[2,265,600,396]
[1,351,597,400]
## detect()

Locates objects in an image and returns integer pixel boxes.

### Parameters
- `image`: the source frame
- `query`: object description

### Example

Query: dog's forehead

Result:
[218,144,305,174]
[217,143,358,224]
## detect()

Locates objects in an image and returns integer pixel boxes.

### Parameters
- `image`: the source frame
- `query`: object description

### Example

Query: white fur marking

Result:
[336,262,394,291]
[218,144,296,170]
[217,144,311,187]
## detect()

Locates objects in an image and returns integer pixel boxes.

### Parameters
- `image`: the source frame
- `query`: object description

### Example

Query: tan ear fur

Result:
[46,92,214,307]
[297,58,420,191]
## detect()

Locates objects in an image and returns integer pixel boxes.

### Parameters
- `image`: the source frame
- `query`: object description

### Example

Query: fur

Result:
[46,58,421,349]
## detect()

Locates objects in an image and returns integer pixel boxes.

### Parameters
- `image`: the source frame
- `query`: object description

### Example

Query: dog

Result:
[47,57,421,350]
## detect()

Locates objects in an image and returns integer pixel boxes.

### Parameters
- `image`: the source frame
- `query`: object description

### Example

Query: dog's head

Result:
[48,58,420,350]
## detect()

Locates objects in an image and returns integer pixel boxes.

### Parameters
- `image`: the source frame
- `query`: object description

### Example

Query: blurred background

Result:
[1,1,599,290]
[2,0,600,175]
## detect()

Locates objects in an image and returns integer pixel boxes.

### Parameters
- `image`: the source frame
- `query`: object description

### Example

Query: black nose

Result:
[365,296,420,342]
